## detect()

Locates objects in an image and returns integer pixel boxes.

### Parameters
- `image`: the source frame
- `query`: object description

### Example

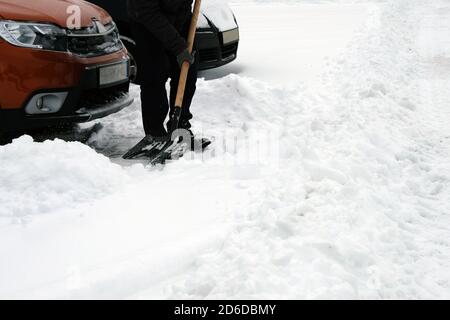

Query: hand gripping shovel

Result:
[123,0,205,164]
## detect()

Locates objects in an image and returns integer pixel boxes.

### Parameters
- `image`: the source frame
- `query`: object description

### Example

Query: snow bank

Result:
[0,136,130,221]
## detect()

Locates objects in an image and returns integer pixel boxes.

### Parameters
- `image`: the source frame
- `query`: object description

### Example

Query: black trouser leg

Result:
[169,17,198,130]
[169,53,199,129]
[131,22,170,136]
[140,82,169,136]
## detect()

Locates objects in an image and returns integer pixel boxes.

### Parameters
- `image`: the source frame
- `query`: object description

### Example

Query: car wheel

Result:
[121,36,139,84]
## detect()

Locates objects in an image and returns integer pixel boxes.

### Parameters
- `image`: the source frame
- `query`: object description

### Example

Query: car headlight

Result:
[0,21,67,52]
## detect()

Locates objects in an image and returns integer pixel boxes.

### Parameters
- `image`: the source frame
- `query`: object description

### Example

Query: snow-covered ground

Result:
[1,0,450,299]
[201,1,372,84]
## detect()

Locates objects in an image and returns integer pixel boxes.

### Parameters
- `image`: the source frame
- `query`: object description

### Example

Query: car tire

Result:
[121,36,139,85]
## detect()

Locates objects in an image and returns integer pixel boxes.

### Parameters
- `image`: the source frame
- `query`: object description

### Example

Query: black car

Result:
[89,0,240,82]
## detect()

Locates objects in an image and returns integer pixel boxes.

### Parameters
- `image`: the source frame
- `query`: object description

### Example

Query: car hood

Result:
[0,0,111,28]
[199,2,238,32]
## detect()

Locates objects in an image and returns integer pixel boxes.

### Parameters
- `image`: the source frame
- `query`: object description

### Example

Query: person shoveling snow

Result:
[124,0,211,164]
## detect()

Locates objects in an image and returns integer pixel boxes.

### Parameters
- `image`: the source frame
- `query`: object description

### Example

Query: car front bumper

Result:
[0,47,133,132]
[197,27,239,71]
[0,89,133,131]
[22,92,133,126]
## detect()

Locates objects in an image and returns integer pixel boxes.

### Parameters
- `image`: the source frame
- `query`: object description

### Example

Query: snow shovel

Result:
[123,0,208,164]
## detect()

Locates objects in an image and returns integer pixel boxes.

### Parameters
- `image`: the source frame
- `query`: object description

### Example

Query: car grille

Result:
[199,43,238,63]
[199,48,220,62]
[67,22,123,57]
[78,82,129,110]
[222,43,238,59]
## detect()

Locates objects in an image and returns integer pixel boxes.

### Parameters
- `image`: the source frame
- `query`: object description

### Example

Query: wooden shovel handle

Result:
[174,0,202,109]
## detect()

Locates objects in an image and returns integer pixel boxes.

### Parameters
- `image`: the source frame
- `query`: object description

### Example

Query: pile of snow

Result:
[0,136,130,222]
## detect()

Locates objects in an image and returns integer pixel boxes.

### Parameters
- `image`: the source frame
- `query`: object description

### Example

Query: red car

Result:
[0,0,133,139]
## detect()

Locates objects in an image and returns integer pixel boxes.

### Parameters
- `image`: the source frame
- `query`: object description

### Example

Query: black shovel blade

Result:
[123,135,167,160]
[123,133,182,163]
[146,138,187,165]
[148,137,213,165]
[123,130,212,164]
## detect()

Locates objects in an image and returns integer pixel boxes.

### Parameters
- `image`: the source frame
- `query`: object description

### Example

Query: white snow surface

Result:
[1,0,450,299]
[201,1,373,84]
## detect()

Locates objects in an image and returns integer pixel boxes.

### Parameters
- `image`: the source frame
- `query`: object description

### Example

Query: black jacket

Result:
[127,0,193,55]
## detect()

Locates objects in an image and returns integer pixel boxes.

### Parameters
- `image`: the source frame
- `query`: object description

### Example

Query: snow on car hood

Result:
[199,0,238,31]
[0,0,111,28]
